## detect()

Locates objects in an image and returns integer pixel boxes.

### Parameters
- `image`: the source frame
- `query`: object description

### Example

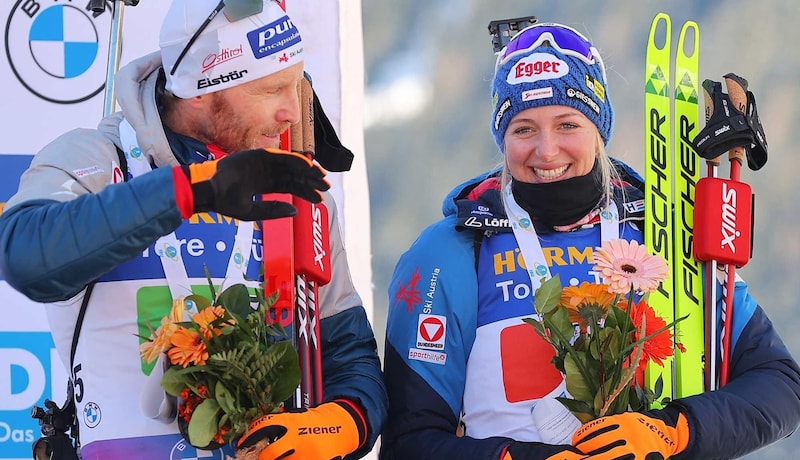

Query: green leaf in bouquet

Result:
[161,366,189,396]
[217,283,253,318]
[522,317,546,338]
[185,294,212,311]
[654,374,664,399]
[564,353,594,403]
[593,386,605,417]
[264,341,302,404]
[610,305,633,333]
[204,264,216,299]
[188,398,221,448]
[597,326,622,363]
[556,396,595,423]
[534,274,562,315]
[547,305,576,347]
[214,380,237,415]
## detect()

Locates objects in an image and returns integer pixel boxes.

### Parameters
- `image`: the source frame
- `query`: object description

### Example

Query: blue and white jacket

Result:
[0,52,387,459]
[381,165,800,460]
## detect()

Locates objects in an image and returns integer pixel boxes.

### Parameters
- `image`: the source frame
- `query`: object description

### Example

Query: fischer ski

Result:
[644,13,706,404]
[671,21,704,399]
[644,12,675,406]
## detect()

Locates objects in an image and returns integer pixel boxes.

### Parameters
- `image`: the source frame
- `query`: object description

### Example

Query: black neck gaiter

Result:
[511,160,604,227]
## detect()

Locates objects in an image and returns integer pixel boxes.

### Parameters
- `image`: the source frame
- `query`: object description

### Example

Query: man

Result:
[0,0,387,458]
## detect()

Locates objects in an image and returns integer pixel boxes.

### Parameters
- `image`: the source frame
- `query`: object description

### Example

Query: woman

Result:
[380,22,800,460]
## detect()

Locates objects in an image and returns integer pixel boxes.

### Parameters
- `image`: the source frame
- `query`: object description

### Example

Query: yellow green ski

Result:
[672,20,704,399]
[644,12,674,407]
[644,12,704,407]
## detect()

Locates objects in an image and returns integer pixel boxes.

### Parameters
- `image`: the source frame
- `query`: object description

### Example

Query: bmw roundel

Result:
[5,1,111,103]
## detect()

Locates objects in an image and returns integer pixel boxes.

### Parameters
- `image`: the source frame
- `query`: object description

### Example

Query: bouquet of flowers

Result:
[139,281,300,449]
[525,239,685,423]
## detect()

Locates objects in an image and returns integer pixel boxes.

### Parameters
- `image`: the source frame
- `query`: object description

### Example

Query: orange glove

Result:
[501,442,588,460]
[571,409,690,460]
[237,400,365,460]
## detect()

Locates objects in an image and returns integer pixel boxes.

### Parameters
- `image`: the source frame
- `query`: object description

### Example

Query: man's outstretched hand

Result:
[179,148,330,221]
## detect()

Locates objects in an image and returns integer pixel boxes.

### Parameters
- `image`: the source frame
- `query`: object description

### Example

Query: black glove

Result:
[505,441,587,460]
[181,148,329,221]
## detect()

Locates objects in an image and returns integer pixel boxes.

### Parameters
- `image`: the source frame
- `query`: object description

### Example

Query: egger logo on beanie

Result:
[490,23,613,152]
[160,0,304,99]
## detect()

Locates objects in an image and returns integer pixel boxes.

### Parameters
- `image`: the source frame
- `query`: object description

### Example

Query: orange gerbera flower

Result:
[168,327,209,367]
[140,297,192,364]
[560,282,617,330]
[593,239,669,294]
[192,305,233,338]
[629,300,674,371]
[140,316,180,364]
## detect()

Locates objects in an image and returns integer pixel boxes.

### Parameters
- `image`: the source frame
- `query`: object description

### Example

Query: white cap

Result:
[160,0,304,98]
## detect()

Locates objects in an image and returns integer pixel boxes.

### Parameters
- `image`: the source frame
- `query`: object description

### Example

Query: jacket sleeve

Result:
[0,140,183,302]
[672,279,800,460]
[380,218,516,460]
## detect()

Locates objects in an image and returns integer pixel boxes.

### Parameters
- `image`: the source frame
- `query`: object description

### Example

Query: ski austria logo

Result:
[416,314,446,350]
[5,1,111,103]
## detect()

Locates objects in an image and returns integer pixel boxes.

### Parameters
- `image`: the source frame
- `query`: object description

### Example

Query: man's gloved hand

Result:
[502,442,587,460]
[178,148,329,221]
[237,401,365,460]
[571,407,690,460]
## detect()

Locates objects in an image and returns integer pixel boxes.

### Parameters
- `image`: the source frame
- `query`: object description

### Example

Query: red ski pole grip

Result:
[693,176,754,267]
[293,199,332,286]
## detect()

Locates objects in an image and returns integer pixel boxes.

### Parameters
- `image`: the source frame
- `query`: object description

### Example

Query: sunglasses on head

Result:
[170,0,265,76]
[496,23,606,80]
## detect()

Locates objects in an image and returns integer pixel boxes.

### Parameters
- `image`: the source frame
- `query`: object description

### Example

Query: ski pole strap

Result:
[691,76,768,170]
[311,87,354,172]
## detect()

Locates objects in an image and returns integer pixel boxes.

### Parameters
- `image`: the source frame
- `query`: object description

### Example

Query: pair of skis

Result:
[644,12,704,402]
[644,12,761,401]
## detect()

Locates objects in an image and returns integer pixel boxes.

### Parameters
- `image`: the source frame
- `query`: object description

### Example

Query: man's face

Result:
[197,62,304,152]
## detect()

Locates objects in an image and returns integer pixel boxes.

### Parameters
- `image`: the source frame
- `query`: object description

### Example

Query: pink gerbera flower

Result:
[592,239,669,294]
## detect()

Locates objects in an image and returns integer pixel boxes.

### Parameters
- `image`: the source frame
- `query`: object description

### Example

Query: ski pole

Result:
[291,76,330,407]
[263,1,328,407]
[717,74,751,386]
[91,0,140,116]
[693,75,756,388]
[699,81,720,392]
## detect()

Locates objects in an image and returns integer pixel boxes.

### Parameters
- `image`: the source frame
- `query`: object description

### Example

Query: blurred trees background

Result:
[361,1,800,457]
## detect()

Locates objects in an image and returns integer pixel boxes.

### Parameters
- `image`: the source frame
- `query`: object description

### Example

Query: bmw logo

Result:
[83,401,101,428]
[170,438,226,460]
[5,1,111,103]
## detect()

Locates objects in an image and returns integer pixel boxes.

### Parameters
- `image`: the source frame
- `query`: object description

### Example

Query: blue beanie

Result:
[491,37,614,151]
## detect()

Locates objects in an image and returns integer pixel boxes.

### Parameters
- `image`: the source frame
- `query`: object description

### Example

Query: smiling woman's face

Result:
[504,105,599,184]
